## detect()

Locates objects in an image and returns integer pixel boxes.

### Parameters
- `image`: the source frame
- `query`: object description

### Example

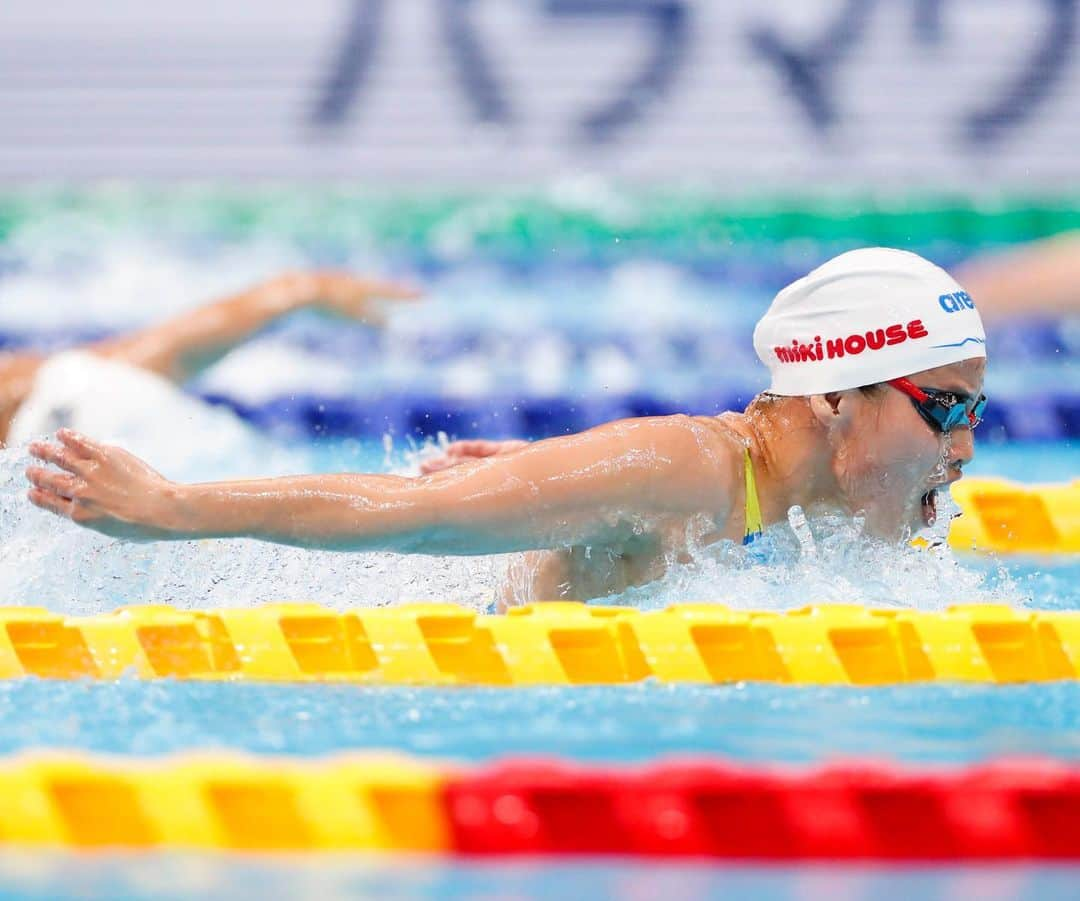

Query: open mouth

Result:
[921,488,938,527]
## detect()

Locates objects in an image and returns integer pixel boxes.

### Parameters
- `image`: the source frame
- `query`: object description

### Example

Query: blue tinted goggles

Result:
[889,377,987,433]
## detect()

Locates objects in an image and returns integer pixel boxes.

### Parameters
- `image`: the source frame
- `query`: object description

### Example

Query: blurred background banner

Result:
[2,0,1078,185]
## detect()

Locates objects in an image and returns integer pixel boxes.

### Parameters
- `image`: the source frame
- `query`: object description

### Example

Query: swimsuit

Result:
[742,447,763,545]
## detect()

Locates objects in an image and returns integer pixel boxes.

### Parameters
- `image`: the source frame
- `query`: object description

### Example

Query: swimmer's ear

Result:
[808,391,852,427]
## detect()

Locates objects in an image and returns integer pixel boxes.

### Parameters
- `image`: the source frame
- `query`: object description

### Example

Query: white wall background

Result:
[2,0,1078,186]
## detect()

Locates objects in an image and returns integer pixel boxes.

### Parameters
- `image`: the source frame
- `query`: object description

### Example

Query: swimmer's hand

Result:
[418,439,529,475]
[271,272,422,326]
[26,429,182,541]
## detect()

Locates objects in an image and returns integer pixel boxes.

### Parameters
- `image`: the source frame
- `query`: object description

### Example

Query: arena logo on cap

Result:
[773,320,928,364]
[939,291,976,313]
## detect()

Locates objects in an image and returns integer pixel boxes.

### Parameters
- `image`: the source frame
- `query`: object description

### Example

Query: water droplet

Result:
[787,505,817,559]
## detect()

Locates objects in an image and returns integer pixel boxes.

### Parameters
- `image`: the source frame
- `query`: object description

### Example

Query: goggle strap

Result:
[888,377,931,403]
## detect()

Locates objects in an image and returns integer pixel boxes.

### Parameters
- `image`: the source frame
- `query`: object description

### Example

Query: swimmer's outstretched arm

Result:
[89,272,420,382]
[26,419,738,553]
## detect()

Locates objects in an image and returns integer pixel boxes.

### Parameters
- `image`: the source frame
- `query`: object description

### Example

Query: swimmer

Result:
[26,249,987,606]
[0,272,419,445]
[952,230,1080,319]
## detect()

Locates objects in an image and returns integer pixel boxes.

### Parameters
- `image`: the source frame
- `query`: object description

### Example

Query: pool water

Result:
[2,680,1080,764]
[0,190,1078,898]
[2,856,1079,901]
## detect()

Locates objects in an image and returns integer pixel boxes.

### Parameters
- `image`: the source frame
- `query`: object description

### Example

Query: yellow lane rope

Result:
[1,601,1078,685]
[950,477,1080,553]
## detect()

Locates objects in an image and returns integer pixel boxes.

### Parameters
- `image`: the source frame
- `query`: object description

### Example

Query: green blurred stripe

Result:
[0,187,1077,250]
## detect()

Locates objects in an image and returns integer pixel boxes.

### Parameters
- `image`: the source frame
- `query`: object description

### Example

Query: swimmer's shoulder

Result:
[684,410,752,455]
[610,412,744,517]
[690,412,755,512]
[570,413,744,515]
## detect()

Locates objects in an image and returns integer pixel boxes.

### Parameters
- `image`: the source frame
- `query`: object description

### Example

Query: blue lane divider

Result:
[0,317,1075,362]
[197,391,1075,442]
[198,392,730,441]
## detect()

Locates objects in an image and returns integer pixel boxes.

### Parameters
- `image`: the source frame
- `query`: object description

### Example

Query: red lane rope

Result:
[444,759,1080,859]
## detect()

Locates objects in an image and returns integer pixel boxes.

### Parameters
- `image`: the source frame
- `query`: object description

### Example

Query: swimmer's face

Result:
[819,357,986,540]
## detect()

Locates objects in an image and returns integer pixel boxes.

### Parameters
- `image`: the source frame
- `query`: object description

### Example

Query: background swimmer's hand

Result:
[418,439,529,475]
[26,429,183,541]
[89,271,422,385]
[273,271,422,326]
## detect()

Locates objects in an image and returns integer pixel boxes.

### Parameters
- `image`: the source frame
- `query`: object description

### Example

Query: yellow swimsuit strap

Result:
[743,447,764,544]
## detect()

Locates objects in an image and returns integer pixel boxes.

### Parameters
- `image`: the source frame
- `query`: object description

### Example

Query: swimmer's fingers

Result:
[417,443,490,475]
[307,273,423,323]
[417,439,529,475]
[28,440,89,475]
[443,440,498,459]
[352,276,423,301]
[446,439,529,459]
[27,486,77,520]
[417,457,456,475]
[26,466,84,500]
[55,428,105,461]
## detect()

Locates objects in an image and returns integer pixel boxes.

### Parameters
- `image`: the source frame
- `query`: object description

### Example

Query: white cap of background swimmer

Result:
[753,248,986,396]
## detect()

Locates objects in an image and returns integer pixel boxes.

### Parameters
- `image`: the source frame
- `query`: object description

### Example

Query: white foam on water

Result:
[0,441,507,616]
[0,231,308,332]
[609,491,1024,612]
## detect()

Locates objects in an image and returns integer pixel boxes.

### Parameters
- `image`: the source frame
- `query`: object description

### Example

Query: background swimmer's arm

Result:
[954,231,1080,318]
[88,272,419,382]
[27,418,740,553]
[2,273,416,445]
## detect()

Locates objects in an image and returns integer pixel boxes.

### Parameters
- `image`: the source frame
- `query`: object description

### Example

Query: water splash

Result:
[0,442,505,615]
[786,505,817,559]
[932,432,953,486]
[609,497,1025,612]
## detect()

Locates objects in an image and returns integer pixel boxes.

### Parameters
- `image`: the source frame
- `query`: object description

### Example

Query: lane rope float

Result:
[2,601,1079,685]
[0,752,1078,858]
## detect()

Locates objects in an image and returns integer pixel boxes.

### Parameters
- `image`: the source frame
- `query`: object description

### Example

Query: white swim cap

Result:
[753,248,986,396]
